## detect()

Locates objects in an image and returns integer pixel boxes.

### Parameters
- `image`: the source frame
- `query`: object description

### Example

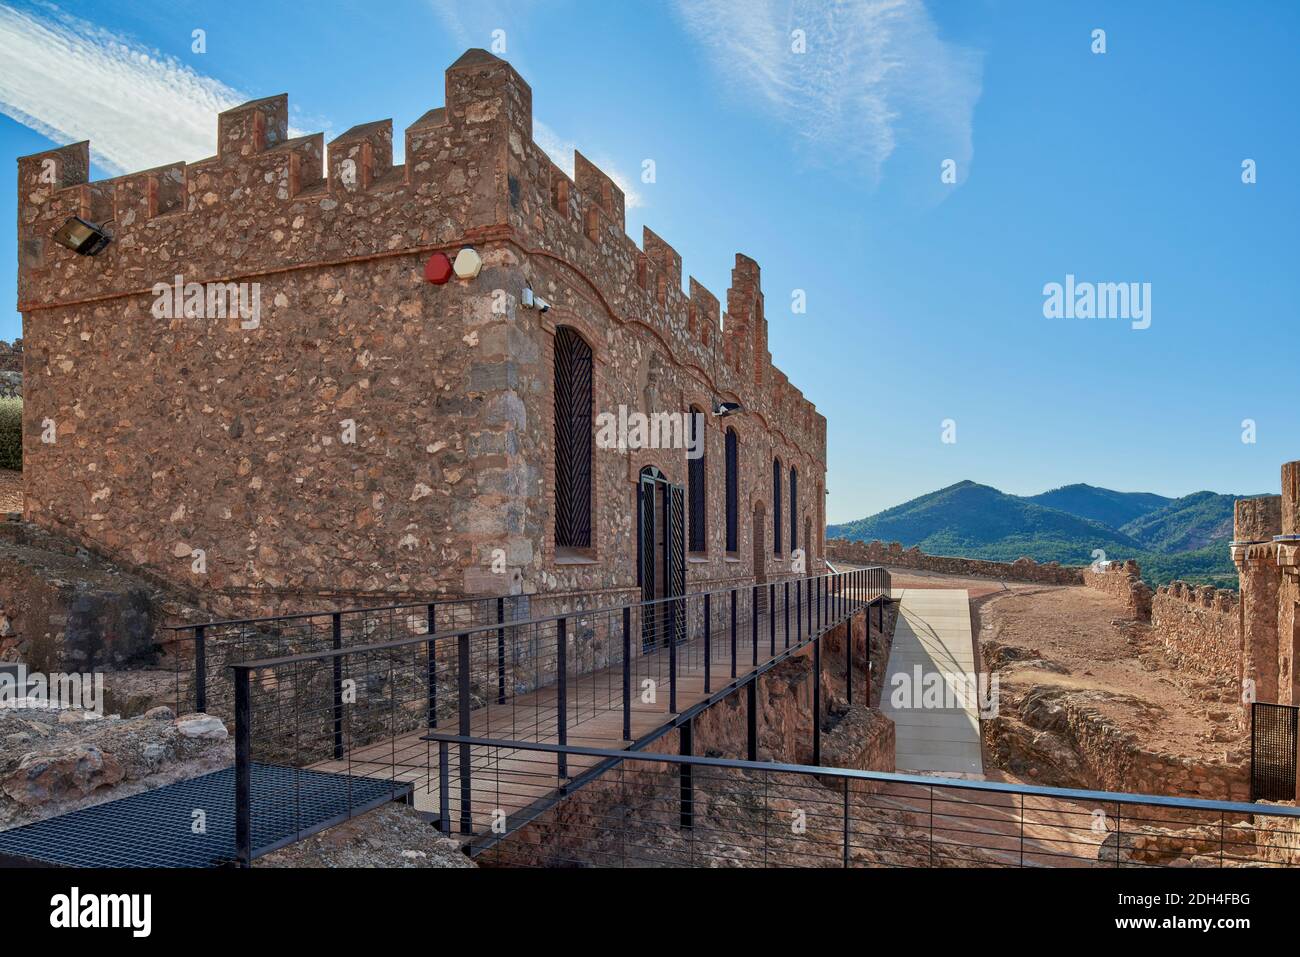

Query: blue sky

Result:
[2,0,1296,522]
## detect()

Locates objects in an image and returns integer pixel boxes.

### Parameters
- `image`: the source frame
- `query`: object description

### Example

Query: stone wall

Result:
[0,340,19,399]
[984,687,1248,802]
[1081,560,1153,621]
[0,521,201,672]
[16,49,827,620]
[825,538,1083,585]
[1151,581,1241,681]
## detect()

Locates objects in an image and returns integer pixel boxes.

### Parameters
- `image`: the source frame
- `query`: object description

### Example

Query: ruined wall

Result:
[826,538,1083,585]
[0,341,20,398]
[1081,560,1153,621]
[984,687,1248,802]
[1150,582,1240,681]
[16,50,827,619]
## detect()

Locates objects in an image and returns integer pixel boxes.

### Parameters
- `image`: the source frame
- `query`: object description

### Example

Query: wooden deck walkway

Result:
[309,586,866,835]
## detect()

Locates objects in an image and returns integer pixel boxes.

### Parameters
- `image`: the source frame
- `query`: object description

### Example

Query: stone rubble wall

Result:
[0,521,202,672]
[0,340,19,399]
[1151,581,1241,681]
[1081,560,1153,621]
[984,687,1248,802]
[826,538,1084,585]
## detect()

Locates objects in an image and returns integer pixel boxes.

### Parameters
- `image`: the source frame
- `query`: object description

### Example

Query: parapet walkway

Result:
[880,588,984,776]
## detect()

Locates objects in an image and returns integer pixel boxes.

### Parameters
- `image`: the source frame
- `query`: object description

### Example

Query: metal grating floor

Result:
[0,764,409,868]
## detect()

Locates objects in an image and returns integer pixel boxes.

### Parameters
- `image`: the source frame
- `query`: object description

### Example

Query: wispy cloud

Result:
[674,0,982,182]
[0,3,261,174]
[534,120,644,210]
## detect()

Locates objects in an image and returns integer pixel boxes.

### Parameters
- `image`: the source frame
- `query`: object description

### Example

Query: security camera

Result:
[521,287,551,313]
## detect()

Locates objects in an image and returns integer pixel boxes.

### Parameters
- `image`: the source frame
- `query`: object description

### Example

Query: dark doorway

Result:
[638,466,685,651]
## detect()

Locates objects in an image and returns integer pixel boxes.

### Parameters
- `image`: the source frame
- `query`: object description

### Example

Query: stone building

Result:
[15,49,827,618]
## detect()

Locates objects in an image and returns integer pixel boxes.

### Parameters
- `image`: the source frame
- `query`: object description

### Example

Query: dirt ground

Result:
[0,469,20,513]
[877,565,1239,765]
[974,582,1238,762]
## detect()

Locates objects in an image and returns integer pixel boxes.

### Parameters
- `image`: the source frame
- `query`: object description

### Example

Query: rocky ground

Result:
[974,584,1240,764]
[257,803,476,868]
[881,566,1245,800]
[0,706,232,827]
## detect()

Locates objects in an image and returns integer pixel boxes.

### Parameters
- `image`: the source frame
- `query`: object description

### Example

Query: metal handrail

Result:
[230,567,890,670]
[423,732,1300,820]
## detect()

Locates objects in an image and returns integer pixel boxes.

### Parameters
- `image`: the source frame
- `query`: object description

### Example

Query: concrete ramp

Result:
[880,588,984,776]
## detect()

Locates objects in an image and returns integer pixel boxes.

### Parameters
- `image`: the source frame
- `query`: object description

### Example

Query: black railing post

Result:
[751,585,758,667]
[813,631,822,766]
[622,606,632,741]
[438,740,450,834]
[703,594,712,694]
[846,601,854,707]
[746,678,758,761]
[233,665,251,868]
[784,581,791,650]
[331,613,344,760]
[496,597,507,705]
[193,625,207,713]
[769,582,776,656]
[557,617,568,778]
[842,778,850,868]
[458,629,472,834]
[426,603,437,727]
[669,605,678,714]
[797,579,803,644]
[730,589,738,679]
[680,718,694,831]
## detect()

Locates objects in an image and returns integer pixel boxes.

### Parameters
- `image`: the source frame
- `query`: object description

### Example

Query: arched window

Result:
[724,427,738,553]
[688,407,706,552]
[790,466,798,552]
[773,458,783,556]
[553,326,592,549]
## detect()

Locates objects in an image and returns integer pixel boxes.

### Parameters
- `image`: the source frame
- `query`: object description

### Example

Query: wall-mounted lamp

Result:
[52,216,111,256]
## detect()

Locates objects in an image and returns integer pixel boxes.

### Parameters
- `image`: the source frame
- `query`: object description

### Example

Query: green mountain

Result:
[1119,491,1237,552]
[1021,483,1171,529]
[827,480,1244,588]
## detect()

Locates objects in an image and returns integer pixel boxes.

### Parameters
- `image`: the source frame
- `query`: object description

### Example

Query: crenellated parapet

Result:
[17,47,824,465]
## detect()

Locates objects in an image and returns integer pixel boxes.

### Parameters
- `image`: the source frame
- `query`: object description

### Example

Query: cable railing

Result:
[228,567,891,864]
[164,593,532,718]
[423,736,1300,869]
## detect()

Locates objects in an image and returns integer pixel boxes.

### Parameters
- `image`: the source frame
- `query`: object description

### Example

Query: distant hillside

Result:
[828,479,1246,588]
[1119,491,1237,552]
[1021,484,1171,530]
[827,481,1144,568]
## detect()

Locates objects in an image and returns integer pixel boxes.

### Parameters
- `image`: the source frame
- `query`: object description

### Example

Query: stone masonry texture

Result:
[15,50,828,620]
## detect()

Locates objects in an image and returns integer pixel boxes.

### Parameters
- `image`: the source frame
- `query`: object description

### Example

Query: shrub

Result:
[0,397,21,470]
